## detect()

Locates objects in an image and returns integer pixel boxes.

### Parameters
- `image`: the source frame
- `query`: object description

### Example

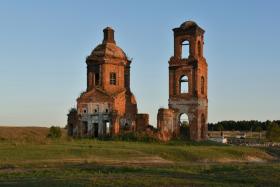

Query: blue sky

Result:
[0,0,279,127]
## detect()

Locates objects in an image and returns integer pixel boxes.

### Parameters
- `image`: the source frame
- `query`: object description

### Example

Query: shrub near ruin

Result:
[47,126,62,139]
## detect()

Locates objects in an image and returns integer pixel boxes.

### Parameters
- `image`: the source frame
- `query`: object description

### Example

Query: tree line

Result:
[208,120,280,132]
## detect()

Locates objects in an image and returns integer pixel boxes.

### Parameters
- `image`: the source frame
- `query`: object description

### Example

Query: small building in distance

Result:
[67,27,149,138]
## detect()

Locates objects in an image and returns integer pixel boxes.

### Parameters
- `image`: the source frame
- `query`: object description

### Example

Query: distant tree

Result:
[266,122,280,142]
[47,126,62,139]
[68,108,77,113]
[216,123,224,131]
[208,120,280,132]
[255,126,262,140]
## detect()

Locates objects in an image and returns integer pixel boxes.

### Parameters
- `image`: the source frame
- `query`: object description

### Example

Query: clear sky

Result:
[0,0,279,127]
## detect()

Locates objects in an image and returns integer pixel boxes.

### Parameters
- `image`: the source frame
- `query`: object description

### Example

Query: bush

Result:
[47,126,62,139]
[266,122,280,142]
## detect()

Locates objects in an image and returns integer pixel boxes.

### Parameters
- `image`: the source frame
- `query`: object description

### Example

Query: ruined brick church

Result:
[67,21,208,141]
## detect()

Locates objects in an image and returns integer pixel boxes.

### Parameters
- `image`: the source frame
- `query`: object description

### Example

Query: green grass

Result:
[1,163,280,187]
[0,138,279,186]
[0,139,273,163]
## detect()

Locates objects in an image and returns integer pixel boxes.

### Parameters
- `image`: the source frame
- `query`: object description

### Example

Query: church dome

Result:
[87,27,128,64]
[89,43,127,60]
[180,21,198,30]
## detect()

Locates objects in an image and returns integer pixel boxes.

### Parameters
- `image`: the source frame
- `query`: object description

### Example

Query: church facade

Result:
[67,27,148,138]
[67,21,208,141]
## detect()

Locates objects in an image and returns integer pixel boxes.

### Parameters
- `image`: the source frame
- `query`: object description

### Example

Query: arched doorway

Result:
[93,123,98,138]
[83,122,88,136]
[179,113,190,138]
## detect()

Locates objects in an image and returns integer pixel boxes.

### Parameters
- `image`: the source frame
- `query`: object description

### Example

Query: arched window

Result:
[197,41,202,57]
[110,72,116,85]
[180,75,188,93]
[181,40,189,59]
[201,76,205,94]
[179,113,189,126]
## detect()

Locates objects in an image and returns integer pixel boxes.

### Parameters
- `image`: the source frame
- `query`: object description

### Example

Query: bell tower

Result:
[168,21,208,141]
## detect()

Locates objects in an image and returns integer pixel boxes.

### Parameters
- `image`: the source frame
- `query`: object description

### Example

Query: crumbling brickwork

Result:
[157,21,208,141]
[68,21,208,142]
[136,114,149,131]
[67,27,144,138]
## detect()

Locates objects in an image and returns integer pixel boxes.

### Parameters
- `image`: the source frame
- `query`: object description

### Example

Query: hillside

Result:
[0,126,66,143]
[0,127,279,186]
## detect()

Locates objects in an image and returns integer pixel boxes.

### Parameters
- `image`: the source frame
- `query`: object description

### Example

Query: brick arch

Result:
[178,113,189,125]
[174,36,194,58]
[179,75,189,94]
[175,108,193,124]
[181,40,190,59]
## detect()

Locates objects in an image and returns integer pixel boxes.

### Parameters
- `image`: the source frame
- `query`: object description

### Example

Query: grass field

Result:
[0,127,279,186]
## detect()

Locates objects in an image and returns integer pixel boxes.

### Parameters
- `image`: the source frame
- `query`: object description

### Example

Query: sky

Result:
[0,0,279,127]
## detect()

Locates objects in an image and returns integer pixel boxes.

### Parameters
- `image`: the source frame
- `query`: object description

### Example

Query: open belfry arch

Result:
[157,21,208,141]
